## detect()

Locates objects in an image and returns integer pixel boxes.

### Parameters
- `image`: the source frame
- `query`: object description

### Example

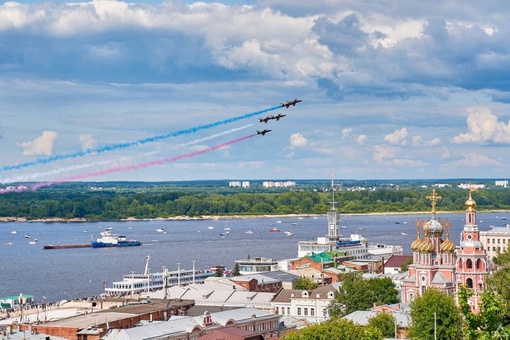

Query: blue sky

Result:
[1,0,510,184]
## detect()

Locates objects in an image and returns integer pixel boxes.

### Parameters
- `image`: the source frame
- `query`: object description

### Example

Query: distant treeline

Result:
[1,183,509,221]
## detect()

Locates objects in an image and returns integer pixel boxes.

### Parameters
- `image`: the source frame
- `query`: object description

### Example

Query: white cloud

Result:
[356,134,367,144]
[450,151,502,167]
[18,130,58,156]
[372,145,398,163]
[452,108,510,144]
[341,127,353,139]
[384,128,408,145]
[412,135,441,146]
[79,134,96,151]
[290,133,308,148]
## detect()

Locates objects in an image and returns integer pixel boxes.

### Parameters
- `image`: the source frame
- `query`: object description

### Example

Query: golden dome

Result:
[465,195,476,212]
[440,237,456,253]
[411,235,422,251]
[418,239,434,253]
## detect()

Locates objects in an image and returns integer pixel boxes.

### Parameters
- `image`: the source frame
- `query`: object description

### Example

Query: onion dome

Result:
[440,235,456,253]
[418,239,434,253]
[465,194,476,212]
[411,234,422,251]
[423,219,443,237]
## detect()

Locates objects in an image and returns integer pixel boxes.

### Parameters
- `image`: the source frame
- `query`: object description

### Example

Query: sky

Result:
[1,1,510,185]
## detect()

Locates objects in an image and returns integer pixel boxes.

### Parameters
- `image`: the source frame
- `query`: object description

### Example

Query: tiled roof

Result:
[384,255,413,268]
[198,327,263,340]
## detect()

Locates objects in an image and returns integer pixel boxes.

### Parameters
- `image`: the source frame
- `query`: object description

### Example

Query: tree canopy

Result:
[282,318,383,340]
[327,272,398,318]
[408,288,463,340]
[294,276,319,290]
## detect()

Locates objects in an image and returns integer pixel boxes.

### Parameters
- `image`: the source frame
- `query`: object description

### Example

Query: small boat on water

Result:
[269,227,280,232]
[208,226,214,230]
[156,228,166,233]
[91,231,141,248]
[24,234,31,238]
[284,231,293,236]
[28,239,38,245]
[400,232,408,236]
[10,231,17,234]
[245,230,253,234]
[276,220,282,224]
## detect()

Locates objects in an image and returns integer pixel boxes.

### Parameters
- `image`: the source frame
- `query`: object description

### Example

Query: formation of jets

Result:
[257,99,301,136]
[281,99,302,108]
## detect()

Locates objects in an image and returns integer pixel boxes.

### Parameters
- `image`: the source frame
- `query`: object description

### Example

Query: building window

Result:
[297,308,301,316]
[304,308,308,316]
[287,307,290,314]
[466,259,473,269]
[466,278,473,288]
[311,308,315,316]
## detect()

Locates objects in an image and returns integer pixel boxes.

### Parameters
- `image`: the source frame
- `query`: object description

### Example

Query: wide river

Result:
[1,211,508,303]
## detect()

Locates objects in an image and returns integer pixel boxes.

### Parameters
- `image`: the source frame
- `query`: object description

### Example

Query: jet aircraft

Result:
[259,116,274,123]
[257,129,272,136]
[281,99,302,108]
[272,113,286,121]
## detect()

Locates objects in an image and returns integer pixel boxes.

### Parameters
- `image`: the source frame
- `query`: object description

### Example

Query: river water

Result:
[1,211,507,303]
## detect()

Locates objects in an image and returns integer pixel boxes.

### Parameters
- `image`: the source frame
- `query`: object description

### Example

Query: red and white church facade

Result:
[401,189,488,312]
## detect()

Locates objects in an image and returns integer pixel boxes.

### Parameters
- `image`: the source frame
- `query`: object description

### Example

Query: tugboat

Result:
[91,231,141,248]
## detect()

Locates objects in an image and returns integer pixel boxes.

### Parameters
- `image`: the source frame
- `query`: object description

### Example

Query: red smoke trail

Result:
[3,134,255,193]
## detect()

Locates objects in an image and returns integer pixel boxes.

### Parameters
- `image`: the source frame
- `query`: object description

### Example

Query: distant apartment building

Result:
[458,183,485,189]
[495,180,508,188]
[262,181,296,188]
[480,225,510,261]
[229,181,250,188]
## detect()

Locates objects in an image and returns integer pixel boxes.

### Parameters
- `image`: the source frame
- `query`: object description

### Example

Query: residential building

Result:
[271,285,337,323]
[480,225,510,261]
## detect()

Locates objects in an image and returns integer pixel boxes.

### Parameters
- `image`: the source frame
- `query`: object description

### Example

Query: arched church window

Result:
[476,259,482,269]
[466,259,473,269]
[466,278,473,288]
[457,260,462,269]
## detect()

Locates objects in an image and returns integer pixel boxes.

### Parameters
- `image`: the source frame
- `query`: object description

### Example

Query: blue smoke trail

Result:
[1,106,281,172]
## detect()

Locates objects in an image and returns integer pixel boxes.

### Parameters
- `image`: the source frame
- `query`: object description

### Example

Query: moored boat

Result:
[269,227,280,232]
[104,255,215,295]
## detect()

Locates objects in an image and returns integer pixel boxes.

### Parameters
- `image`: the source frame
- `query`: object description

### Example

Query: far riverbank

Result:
[2,209,510,223]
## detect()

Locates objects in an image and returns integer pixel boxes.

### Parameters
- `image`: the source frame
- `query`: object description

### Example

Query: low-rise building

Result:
[102,307,280,340]
[271,285,337,323]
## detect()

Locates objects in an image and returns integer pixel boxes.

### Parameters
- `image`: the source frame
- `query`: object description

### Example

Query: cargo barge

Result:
[43,244,92,250]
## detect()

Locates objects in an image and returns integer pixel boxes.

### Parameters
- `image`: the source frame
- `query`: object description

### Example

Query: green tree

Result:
[400,257,413,272]
[368,277,399,305]
[294,276,319,290]
[328,272,398,318]
[231,263,240,276]
[459,286,509,339]
[282,318,382,340]
[213,266,224,277]
[367,312,396,338]
[408,288,463,340]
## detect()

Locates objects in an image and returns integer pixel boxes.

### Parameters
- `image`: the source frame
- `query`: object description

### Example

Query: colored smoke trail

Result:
[0,134,256,194]
[1,106,281,172]
[0,124,253,184]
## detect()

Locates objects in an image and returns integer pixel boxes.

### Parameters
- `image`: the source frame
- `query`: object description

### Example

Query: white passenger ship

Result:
[104,255,215,295]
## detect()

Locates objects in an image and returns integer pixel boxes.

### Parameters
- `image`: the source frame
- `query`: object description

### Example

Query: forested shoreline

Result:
[1,183,510,221]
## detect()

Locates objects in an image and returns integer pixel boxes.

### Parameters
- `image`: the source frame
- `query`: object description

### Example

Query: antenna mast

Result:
[330,170,336,211]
